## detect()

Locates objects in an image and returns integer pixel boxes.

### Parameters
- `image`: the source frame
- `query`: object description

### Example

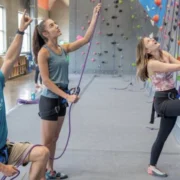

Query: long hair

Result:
[32,20,47,63]
[136,38,162,82]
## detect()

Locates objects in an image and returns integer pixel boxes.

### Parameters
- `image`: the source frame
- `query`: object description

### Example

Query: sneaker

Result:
[46,170,68,179]
[45,170,56,179]
[54,171,68,179]
[147,166,168,177]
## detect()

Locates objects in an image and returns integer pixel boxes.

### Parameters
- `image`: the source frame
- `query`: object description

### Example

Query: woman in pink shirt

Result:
[136,37,180,177]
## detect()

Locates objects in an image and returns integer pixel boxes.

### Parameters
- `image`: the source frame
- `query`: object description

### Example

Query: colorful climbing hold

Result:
[152,14,159,22]
[154,0,161,6]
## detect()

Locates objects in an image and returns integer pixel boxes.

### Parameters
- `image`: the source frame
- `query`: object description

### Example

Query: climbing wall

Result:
[69,0,158,74]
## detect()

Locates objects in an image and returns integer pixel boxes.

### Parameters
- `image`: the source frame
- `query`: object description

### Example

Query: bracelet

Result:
[16,29,24,35]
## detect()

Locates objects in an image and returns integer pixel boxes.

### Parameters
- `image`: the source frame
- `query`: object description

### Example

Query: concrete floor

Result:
[1,73,180,180]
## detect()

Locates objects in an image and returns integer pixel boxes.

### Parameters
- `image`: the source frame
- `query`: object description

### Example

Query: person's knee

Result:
[35,146,50,161]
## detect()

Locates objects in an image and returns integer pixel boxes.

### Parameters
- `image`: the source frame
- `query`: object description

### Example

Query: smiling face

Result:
[143,37,160,54]
[42,19,62,40]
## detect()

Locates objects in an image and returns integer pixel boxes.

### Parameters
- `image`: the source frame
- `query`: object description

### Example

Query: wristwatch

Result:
[16,29,24,35]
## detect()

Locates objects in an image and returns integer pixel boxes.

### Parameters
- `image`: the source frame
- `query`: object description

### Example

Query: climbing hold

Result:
[131,15,135,19]
[107,33,113,36]
[102,17,105,21]
[118,48,122,51]
[106,22,110,26]
[91,58,95,62]
[111,41,117,45]
[152,14,159,22]
[159,26,163,31]
[117,25,120,28]
[168,31,171,36]
[119,9,123,13]
[101,61,106,64]
[112,16,117,19]
[104,51,108,53]
[114,0,118,4]
[115,5,118,8]
[104,8,108,11]
[98,53,102,56]
[178,40,180,45]
[112,54,116,58]
[81,26,85,30]
[154,0,161,6]
[76,35,84,40]
[93,52,97,55]
[96,42,100,45]
[173,25,177,31]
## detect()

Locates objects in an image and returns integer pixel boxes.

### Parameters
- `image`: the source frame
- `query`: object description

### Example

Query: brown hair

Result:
[136,38,162,82]
[32,20,47,63]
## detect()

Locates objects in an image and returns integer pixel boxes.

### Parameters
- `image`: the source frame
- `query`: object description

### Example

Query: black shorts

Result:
[39,95,67,121]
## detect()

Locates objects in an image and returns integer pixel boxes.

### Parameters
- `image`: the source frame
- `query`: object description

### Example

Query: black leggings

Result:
[35,66,42,84]
[150,88,179,166]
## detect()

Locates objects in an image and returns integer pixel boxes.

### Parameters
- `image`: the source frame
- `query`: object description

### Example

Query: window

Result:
[0,6,6,54]
[18,12,30,52]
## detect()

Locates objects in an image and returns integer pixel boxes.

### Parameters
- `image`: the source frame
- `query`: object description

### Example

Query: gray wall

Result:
[69,0,158,74]
[50,0,69,42]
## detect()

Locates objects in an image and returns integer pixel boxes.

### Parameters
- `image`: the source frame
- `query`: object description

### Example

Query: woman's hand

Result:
[93,3,102,16]
[66,94,79,103]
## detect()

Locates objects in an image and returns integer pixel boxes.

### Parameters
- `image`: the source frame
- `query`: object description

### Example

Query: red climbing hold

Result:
[178,40,180,46]
[152,15,159,23]
[154,0,161,6]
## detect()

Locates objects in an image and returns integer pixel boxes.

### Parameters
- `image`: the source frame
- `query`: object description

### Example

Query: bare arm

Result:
[164,51,180,64]
[62,3,101,53]
[38,49,79,103]
[0,10,32,81]
[148,60,180,73]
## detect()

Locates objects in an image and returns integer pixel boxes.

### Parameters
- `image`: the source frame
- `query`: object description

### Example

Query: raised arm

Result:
[148,60,180,73]
[163,51,180,64]
[62,3,101,53]
[0,10,32,81]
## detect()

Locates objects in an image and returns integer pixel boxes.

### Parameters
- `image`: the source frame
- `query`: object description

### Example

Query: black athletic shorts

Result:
[39,95,67,121]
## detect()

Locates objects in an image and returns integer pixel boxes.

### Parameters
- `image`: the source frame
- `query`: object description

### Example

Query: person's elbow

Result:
[42,77,51,87]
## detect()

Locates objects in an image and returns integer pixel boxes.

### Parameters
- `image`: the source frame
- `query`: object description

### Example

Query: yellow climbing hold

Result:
[131,63,136,67]
[119,0,123,4]
[131,15,135,19]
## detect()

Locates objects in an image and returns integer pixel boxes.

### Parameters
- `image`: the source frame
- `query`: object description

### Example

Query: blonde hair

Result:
[136,38,162,82]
